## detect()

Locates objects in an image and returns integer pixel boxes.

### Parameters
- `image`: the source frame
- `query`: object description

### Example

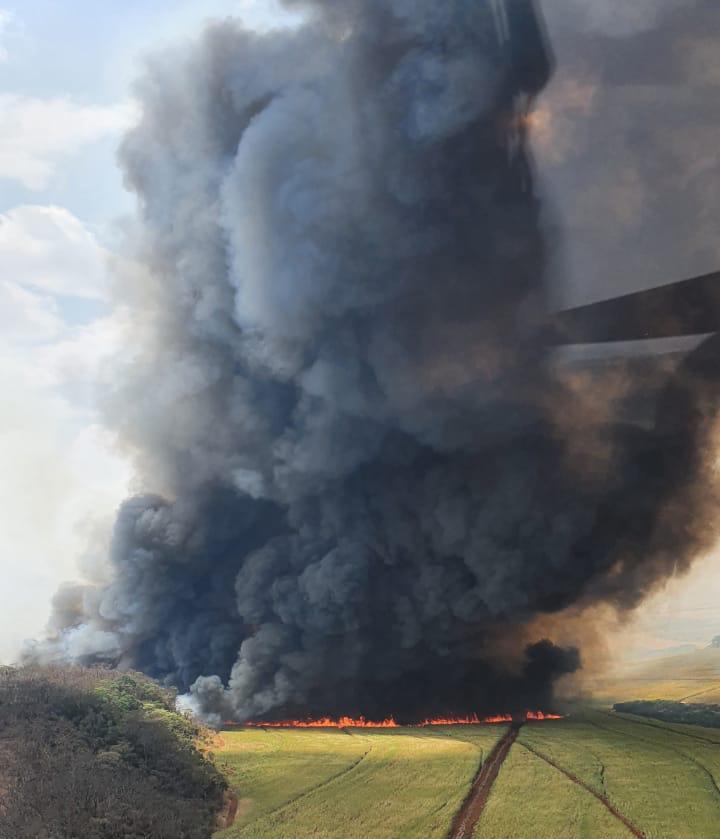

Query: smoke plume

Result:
[29,0,719,724]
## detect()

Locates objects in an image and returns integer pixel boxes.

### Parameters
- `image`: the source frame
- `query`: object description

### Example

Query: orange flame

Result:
[525,710,563,721]
[244,716,398,729]
[238,711,562,728]
[421,714,479,726]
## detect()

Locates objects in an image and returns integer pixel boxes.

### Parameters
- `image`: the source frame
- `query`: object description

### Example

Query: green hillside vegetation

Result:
[215,724,506,839]
[0,666,227,839]
[614,699,720,728]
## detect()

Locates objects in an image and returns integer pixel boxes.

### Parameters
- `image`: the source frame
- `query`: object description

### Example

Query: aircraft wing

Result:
[549,271,720,344]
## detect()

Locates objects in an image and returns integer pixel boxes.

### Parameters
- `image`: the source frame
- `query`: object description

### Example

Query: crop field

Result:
[477,738,636,839]
[586,646,720,705]
[213,706,720,839]
[213,725,505,839]
[495,711,720,839]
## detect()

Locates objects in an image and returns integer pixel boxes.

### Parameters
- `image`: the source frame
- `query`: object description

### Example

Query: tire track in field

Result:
[261,738,374,820]
[680,685,720,703]
[609,712,720,746]
[414,730,488,824]
[691,759,720,801]
[590,716,720,805]
[446,724,519,839]
[582,744,607,796]
[598,759,607,795]
[517,742,646,839]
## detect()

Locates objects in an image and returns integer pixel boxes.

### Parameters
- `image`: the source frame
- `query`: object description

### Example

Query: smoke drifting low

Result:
[31,0,719,723]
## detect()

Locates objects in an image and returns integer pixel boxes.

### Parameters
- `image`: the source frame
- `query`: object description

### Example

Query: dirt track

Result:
[519,743,647,839]
[217,790,239,830]
[446,723,520,839]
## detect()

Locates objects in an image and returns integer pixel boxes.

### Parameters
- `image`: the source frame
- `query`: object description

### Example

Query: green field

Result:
[513,712,720,839]
[214,725,506,839]
[214,709,720,839]
[477,736,636,839]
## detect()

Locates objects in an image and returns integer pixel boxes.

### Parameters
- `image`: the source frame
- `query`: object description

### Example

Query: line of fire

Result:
[232,711,563,729]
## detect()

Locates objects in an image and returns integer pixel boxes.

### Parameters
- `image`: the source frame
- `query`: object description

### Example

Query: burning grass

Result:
[239,711,561,729]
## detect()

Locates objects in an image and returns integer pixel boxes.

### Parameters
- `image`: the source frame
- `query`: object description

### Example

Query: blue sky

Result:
[0,0,302,224]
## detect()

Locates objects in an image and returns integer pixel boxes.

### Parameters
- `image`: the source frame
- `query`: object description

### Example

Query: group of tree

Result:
[0,665,228,838]
[614,699,720,728]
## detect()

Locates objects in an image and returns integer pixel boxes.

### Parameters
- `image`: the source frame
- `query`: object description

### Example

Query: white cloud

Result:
[0,204,131,663]
[0,391,130,664]
[0,280,63,345]
[0,9,12,62]
[235,0,305,32]
[0,95,137,190]
[0,205,111,300]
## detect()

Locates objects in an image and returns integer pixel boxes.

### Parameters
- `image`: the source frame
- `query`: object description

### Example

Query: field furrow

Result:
[213,709,720,839]
[518,742,646,838]
[216,726,505,839]
[519,712,720,839]
[474,740,636,839]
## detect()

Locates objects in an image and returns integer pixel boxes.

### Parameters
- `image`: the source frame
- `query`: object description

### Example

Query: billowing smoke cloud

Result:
[28,0,720,724]
[539,0,720,307]
[549,0,687,37]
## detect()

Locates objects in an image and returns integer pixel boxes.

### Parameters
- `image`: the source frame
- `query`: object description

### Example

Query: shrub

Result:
[0,666,226,839]
[614,699,720,728]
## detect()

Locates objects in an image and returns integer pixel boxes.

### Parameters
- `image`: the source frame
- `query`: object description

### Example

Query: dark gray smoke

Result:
[30,0,719,724]
[539,0,720,307]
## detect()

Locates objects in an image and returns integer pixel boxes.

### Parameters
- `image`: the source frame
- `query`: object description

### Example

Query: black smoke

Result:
[30,0,719,724]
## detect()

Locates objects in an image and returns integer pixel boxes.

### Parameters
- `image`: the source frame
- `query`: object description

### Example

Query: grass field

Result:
[489,711,720,839]
[214,725,506,839]
[476,738,636,839]
[213,701,720,838]
[586,646,720,704]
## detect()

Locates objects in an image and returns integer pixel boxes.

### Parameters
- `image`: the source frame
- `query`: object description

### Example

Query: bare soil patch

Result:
[446,724,519,839]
